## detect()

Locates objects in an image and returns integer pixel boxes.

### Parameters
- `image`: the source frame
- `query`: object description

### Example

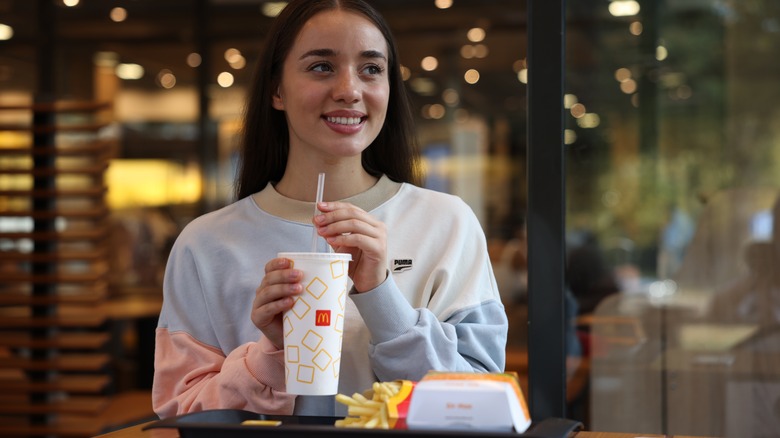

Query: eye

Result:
[362,64,385,76]
[309,62,334,73]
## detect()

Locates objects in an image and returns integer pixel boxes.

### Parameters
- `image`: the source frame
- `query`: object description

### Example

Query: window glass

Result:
[568,1,780,435]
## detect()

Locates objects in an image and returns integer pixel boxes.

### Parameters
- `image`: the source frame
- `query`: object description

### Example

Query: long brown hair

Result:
[234,0,419,200]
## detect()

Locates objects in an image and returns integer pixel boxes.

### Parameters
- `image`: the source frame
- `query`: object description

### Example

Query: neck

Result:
[274,160,378,202]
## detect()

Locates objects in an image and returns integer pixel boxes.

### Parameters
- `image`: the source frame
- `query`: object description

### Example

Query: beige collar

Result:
[251,175,401,224]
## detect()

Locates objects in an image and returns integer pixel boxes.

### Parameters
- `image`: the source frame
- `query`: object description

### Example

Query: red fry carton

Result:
[385,379,415,429]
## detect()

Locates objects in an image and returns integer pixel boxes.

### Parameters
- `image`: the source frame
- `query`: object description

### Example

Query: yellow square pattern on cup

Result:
[291,297,311,320]
[313,349,333,371]
[338,289,346,311]
[297,365,315,384]
[286,345,300,363]
[332,358,340,378]
[306,277,328,299]
[302,330,324,352]
[330,260,346,278]
[283,315,294,337]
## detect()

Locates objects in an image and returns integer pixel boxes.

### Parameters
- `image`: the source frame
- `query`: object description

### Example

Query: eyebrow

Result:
[299,48,387,62]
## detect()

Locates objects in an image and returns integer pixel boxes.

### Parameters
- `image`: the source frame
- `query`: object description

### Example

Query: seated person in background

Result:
[709,194,780,327]
[566,230,620,317]
[492,220,528,306]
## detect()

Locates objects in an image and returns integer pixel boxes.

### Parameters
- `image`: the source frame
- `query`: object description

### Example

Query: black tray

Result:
[143,409,582,438]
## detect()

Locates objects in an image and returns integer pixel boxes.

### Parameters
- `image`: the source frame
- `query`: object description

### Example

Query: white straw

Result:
[310,172,325,252]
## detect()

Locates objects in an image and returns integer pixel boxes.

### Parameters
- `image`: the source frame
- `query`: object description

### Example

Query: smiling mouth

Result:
[325,116,365,125]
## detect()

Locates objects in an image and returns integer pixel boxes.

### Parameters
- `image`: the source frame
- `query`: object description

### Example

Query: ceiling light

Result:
[217,72,234,88]
[467,27,485,43]
[517,69,527,84]
[564,94,578,109]
[421,56,438,72]
[262,2,287,18]
[608,1,640,17]
[116,63,144,80]
[464,69,480,84]
[157,69,176,89]
[570,103,586,118]
[410,77,436,96]
[0,24,13,41]
[187,53,202,68]
[656,45,668,61]
[110,7,128,22]
[400,65,411,81]
[473,44,489,58]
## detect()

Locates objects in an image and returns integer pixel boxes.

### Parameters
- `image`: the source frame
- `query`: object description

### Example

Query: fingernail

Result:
[318,202,328,209]
[314,215,325,224]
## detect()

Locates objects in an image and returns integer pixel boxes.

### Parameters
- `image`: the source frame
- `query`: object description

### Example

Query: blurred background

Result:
[1,0,780,437]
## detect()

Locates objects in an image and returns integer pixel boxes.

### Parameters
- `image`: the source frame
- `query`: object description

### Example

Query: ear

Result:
[272,89,284,110]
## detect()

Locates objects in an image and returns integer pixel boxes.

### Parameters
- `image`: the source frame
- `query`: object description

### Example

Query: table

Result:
[95,420,709,438]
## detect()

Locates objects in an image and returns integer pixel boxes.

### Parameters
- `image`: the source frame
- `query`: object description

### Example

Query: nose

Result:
[332,71,360,103]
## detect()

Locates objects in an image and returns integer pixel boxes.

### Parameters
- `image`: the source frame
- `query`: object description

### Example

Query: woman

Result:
[153,0,507,418]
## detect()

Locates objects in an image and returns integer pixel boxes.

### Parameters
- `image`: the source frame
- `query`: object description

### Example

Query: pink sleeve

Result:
[152,328,296,418]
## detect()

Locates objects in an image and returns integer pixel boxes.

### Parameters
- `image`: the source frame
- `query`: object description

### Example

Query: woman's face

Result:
[273,10,390,163]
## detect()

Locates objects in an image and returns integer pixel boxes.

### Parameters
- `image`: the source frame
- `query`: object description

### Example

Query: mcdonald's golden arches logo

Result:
[315,310,331,326]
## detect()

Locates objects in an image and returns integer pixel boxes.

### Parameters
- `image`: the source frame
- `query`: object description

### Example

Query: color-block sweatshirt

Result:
[152,175,508,418]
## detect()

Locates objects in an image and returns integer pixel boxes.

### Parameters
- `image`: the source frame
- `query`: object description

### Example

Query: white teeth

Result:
[327,116,362,125]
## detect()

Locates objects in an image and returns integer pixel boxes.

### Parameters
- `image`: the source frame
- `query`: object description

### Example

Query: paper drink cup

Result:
[279,252,351,395]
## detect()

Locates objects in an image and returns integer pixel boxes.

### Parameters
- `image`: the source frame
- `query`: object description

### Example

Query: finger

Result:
[252,292,295,323]
[264,256,292,274]
[254,281,302,307]
[316,202,383,227]
[319,218,382,240]
[325,233,381,254]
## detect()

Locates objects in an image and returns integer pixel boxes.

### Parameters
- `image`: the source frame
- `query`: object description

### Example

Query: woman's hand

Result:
[314,201,387,293]
[251,257,303,350]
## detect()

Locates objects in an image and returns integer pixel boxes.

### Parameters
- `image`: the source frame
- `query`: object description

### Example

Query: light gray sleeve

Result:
[349,275,508,382]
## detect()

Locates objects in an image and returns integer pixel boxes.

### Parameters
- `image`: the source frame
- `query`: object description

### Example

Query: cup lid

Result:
[278,252,352,261]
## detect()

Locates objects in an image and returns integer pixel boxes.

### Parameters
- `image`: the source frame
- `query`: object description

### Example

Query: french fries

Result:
[334,381,405,429]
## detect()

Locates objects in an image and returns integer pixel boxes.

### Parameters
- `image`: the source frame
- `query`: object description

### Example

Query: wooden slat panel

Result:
[0,315,108,329]
[0,226,109,241]
[0,100,123,437]
[0,206,109,219]
[0,391,153,437]
[0,375,109,393]
[0,353,111,371]
[0,248,106,262]
[0,332,110,349]
[0,187,108,198]
[1,267,108,284]
[0,291,105,306]
[0,122,111,134]
[0,141,113,156]
[0,395,108,415]
[0,101,111,113]
[0,163,108,176]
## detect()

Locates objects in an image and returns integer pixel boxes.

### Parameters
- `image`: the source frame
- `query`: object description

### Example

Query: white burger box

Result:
[406,372,531,433]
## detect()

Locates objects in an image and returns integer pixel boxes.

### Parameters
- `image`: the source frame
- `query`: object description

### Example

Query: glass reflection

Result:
[569,0,780,436]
